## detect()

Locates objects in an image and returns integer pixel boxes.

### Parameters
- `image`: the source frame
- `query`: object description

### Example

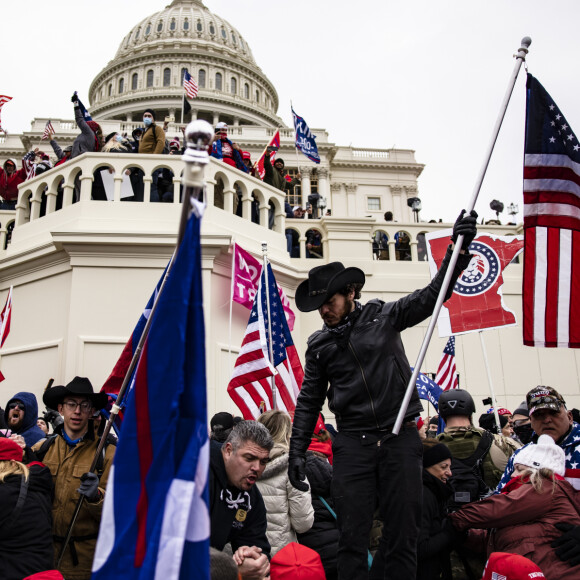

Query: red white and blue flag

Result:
[0,95,12,132]
[92,207,209,579]
[292,107,320,164]
[522,74,580,348]
[434,336,459,391]
[255,131,280,180]
[183,70,198,99]
[228,262,303,420]
[0,286,13,382]
[41,120,55,141]
[426,232,524,336]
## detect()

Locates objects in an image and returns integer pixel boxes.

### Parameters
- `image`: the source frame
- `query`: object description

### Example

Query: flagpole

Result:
[181,92,185,125]
[392,36,531,436]
[56,120,213,567]
[262,242,277,410]
[479,331,503,433]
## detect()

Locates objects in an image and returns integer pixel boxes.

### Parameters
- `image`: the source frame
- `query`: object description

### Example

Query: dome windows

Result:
[232,32,237,45]
[163,68,171,87]
[157,20,163,33]
[209,22,215,35]
[231,77,237,95]
[221,26,227,40]
[244,83,249,99]
[255,89,260,102]
[215,72,222,91]
[198,69,206,88]
[184,18,190,31]
[146,69,154,88]
[145,24,151,36]
[118,78,125,94]
[196,19,202,32]
[131,73,138,91]
[135,27,140,40]
[170,18,176,31]
[108,83,112,97]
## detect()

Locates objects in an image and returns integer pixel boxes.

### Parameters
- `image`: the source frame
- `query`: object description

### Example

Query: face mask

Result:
[514,423,534,445]
[143,117,152,127]
[115,135,124,143]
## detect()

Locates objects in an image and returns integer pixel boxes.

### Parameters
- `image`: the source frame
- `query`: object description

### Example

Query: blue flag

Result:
[74,91,92,121]
[413,368,443,410]
[92,206,209,580]
[292,107,320,164]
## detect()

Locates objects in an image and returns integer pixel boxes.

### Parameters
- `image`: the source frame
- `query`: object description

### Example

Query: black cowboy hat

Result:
[295,262,365,312]
[43,376,108,411]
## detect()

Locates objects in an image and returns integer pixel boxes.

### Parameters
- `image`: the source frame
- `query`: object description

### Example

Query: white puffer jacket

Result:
[256,443,314,555]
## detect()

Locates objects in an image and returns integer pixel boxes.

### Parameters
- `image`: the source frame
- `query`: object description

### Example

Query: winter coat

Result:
[32,427,115,580]
[291,246,473,452]
[297,451,338,580]
[255,443,314,555]
[263,154,297,191]
[450,476,580,579]
[71,106,98,159]
[138,123,166,154]
[417,470,453,580]
[4,391,46,447]
[0,159,26,201]
[497,421,580,491]
[209,441,271,557]
[0,462,54,580]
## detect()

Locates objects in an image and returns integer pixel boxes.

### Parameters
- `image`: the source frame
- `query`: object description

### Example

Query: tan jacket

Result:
[138,123,166,154]
[33,431,115,580]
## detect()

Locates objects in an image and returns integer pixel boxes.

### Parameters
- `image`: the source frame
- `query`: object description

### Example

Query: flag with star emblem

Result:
[426,231,524,336]
[227,262,303,419]
[434,337,459,391]
[522,74,580,348]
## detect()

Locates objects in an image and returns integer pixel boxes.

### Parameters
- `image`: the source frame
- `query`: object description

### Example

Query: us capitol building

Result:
[0,0,577,414]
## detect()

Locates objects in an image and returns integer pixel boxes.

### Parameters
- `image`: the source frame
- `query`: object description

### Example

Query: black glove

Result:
[71,93,79,104]
[552,522,580,566]
[288,455,309,492]
[451,209,478,250]
[442,518,467,546]
[77,472,100,502]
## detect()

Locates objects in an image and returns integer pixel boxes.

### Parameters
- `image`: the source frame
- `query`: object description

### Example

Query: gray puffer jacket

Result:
[255,443,314,555]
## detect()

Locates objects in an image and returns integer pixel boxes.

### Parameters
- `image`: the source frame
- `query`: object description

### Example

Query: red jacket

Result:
[450,477,580,579]
[0,160,26,201]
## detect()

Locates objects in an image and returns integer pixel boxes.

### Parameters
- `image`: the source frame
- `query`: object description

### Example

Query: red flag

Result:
[255,130,280,180]
[426,232,524,336]
[232,243,296,330]
[0,286,13,383]
[434,336,459,391]
[0,95,12,132]
[228,263,303,420]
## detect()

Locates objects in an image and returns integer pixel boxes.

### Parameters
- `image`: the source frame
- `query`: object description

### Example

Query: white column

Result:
[300,166,312,205]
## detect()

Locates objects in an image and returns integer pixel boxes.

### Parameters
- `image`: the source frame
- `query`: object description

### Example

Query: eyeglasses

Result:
[63,400,92,413]
[8,402,24,411]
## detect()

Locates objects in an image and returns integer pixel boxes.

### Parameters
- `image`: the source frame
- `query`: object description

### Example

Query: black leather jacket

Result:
[290,246,472,457]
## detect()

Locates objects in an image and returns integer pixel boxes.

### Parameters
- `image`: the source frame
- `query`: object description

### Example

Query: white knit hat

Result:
[514,434,566,476]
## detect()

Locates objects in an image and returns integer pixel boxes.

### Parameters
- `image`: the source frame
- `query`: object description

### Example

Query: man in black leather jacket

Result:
[288,210,477,579]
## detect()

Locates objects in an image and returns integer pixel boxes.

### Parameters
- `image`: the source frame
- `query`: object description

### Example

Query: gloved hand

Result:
[552,522,580,566]
[288,455,309,492]
[77,472,100,502]
[450,209,478,250]
[442,518,467,546]
[71,93,79,104]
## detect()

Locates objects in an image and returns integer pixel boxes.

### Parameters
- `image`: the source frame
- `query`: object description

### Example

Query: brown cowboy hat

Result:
[43,376,108,411]
[295,262,365,312]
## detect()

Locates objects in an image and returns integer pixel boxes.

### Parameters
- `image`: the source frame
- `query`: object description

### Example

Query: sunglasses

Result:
[8,402,25,411]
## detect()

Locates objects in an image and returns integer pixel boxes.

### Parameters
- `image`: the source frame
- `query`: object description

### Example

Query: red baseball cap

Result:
[270,543,326,580]
[23,572,64,580]
[481,552,545,580]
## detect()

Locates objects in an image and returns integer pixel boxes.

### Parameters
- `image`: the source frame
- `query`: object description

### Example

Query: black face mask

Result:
[514,423,534,444]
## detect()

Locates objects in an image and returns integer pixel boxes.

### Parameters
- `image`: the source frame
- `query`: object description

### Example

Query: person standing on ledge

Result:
[288,210,478,579]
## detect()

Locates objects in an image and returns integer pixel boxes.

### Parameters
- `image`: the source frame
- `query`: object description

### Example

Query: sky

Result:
[3,0,580,222]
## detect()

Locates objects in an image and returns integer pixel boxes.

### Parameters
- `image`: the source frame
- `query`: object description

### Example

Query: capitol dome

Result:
[88,0,282,127]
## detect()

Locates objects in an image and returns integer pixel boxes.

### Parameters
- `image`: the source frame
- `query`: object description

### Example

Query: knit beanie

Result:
[513,400,530,418]
[143,108,156,120]
[270,543,326,580]
[0,437,24,461]
[479,413,508,432]
[514,433,566,476]
[482,552,545,580]
[422,442,452,468]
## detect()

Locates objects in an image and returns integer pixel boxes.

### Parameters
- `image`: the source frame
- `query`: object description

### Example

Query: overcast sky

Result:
[3,0,580,222]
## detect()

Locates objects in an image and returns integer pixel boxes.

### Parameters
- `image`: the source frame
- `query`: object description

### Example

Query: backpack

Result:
[443,429,494,511]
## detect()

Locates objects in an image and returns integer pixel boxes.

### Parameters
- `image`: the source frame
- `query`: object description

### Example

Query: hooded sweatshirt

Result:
[0,159,27,201]
[4,391,46,447]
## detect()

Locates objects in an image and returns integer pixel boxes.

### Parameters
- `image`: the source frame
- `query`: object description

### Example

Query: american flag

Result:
[183,70,198,99]
[434,336,459,391]
[522,74,580,348]
[0,95,13,132]
[228,262,303,419]
[0,286,13,382]
[41,120,55,141]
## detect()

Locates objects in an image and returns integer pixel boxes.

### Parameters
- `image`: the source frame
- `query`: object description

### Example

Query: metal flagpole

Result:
[479,331,503,433]
[56,120,214,567]
[261,242,277,410]
[392,36,532,435]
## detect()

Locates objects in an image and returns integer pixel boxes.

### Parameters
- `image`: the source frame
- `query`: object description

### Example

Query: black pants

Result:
[331,424,423,579]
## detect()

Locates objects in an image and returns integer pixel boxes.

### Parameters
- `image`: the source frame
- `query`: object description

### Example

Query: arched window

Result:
[181,68,188,83]
[232,32,237,45]
[196,19,202,32]
[198,69,206,88]
[108,84,112,97]
[209,22,215,35]
[255,89,260,102]
[184,19,189,30]
[157,20,163,32]
[146,69,154,87]
[170,19,176,31]
[135,27,140,39]
[131,73,138,90]
[215,72,222,91]
[221,26,227,39]
[244,83,249,99]
[231,77,237,95]
[118,78,124,94]
[163,68,171,87]
[145,24,151,36]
